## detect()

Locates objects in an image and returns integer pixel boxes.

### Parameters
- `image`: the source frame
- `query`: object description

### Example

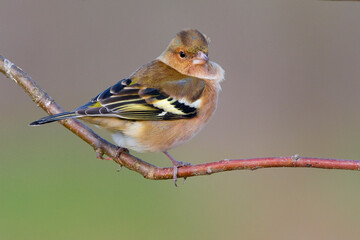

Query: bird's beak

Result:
[193,52,208,65]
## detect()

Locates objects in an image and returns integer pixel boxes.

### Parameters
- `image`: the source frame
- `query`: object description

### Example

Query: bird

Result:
[30,29,225,185]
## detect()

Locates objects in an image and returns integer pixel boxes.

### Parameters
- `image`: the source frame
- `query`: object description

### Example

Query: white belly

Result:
[112,132,150,153]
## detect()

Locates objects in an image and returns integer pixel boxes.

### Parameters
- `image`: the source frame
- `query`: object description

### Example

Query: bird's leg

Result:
[163,151,190,186]
[96,147,129,172]
[96,147,129,161]
[114,147,129,172]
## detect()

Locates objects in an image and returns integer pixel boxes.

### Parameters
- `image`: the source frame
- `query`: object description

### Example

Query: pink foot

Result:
[96,147,129,161]
[163,151,191,187]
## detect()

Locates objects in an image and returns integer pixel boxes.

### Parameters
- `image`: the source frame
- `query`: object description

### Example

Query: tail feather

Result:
[29,112,79,126]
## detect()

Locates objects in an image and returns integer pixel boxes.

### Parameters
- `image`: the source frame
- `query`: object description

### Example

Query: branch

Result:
[1,55,359,183]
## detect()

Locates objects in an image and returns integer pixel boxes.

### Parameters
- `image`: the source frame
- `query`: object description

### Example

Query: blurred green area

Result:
[1,122,360,240]
[1,0,360,239]
[1,122,360,239]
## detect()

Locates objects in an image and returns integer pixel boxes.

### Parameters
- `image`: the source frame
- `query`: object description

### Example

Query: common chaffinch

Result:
[30,29,225,184]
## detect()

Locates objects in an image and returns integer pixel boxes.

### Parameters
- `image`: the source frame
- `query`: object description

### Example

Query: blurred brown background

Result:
[1,1,360,239]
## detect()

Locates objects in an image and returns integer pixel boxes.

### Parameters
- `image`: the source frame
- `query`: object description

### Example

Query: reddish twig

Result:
[1,55,359,183]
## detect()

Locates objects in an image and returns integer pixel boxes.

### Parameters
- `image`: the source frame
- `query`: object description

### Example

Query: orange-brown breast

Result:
[125,79,219,152]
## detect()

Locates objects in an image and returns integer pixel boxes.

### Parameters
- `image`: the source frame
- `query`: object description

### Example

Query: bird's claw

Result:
[96,147,128,160]
[172,161,191,187]
[96,149,112,160]
[163,151,191,186]
[113,147,128,171]
[95,147,128,172]
[114,147,129,159]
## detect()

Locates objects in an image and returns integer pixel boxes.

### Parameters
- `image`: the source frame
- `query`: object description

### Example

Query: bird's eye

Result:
[179,51,186,58]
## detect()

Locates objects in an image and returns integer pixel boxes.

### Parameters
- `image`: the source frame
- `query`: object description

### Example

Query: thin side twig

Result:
[1,55,359,183]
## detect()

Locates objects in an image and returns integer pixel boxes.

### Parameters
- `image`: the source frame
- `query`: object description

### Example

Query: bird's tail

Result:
[29,112,79,126]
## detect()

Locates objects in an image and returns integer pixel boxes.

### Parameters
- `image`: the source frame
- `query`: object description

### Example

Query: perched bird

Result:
[30,29,225,185]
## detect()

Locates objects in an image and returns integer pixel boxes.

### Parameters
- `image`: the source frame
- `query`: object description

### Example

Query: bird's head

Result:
[158,29,222,80]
